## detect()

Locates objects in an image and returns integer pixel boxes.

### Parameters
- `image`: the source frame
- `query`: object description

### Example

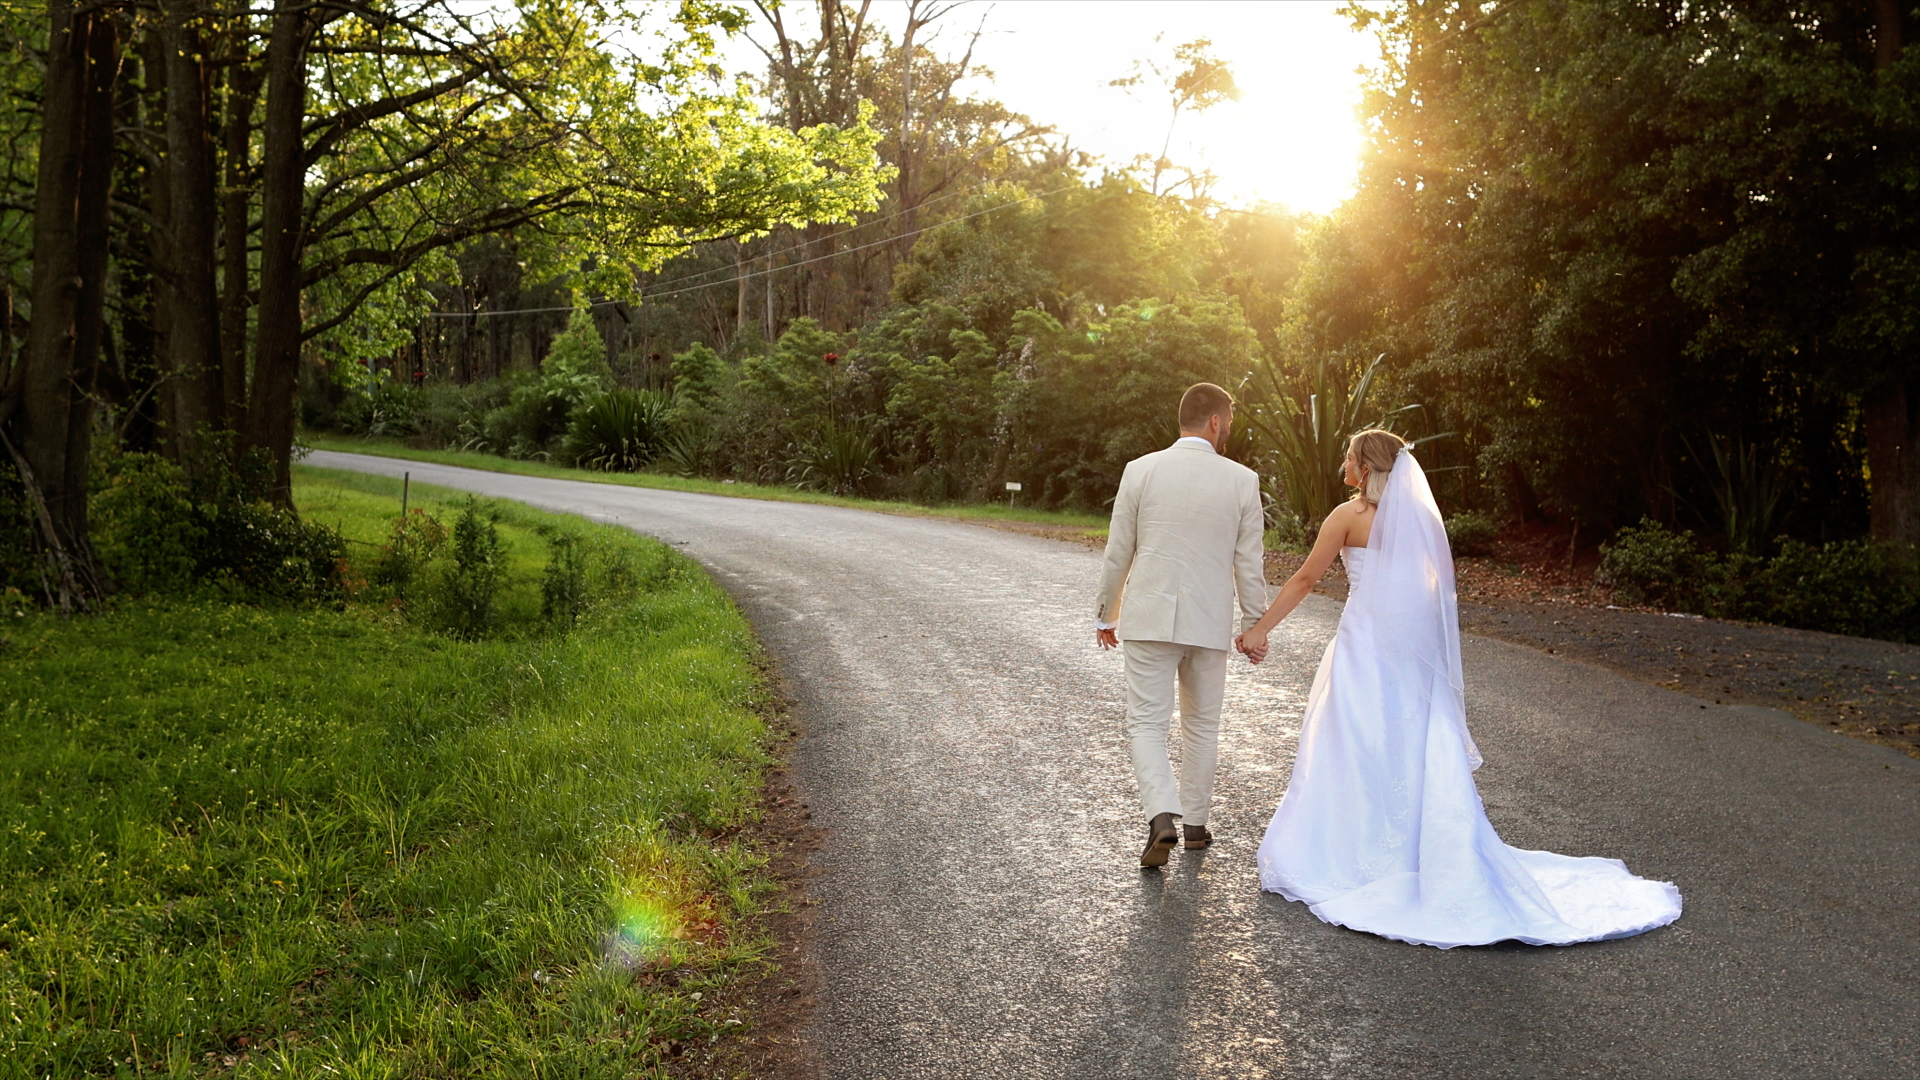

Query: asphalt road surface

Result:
[310,452,1920,1079]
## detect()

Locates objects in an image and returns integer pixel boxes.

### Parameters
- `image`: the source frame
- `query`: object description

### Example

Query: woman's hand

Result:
[1236,630,1270,665]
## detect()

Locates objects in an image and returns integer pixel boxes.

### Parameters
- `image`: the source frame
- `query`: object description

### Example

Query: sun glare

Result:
[721,1,1377,214]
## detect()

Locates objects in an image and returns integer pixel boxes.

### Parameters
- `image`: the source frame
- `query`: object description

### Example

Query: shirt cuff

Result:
[1095,621,1116,631]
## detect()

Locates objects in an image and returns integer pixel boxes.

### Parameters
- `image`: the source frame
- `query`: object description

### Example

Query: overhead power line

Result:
[419,180,1093,319]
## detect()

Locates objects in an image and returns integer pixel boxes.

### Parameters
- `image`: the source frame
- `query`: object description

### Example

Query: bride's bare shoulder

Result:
[1344,499,1376,545]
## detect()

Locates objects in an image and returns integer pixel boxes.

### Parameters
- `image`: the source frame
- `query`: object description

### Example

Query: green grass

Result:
[301,431,1110,534]
[0,468,776,1078]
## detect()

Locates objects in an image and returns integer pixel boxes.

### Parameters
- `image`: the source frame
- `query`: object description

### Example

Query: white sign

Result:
[1005,482,1023,492]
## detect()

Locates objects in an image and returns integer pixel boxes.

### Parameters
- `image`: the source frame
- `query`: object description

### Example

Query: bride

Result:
[1235,430,1682,949]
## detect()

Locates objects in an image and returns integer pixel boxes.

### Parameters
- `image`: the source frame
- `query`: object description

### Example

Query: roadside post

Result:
[1006,481,1022,507]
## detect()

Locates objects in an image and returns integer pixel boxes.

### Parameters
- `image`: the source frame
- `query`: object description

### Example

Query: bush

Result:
[1748,539,1919,640]
[368,509,448,601]
[541,533,588,629]
[659,421,722,478]
[429,497,504,638]
[562,389,671,471]
[1600,518,1919,641]
[1598,519,1711,608]
[1445,510,1501,557]
[0,468,36,597]
[785,421,879,496]
[91,447,345,600]
[90,453,202,594]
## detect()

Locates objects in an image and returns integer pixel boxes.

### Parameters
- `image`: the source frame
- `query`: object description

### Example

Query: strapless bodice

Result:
[1341,546,1368,588]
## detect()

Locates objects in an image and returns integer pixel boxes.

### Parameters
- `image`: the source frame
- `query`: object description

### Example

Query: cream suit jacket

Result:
[1095,443,1270,651]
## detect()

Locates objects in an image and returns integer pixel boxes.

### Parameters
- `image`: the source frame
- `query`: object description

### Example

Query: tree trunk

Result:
[9,0,120,606]
[137,33,180,457]
[220,58,262,430]
[243,0,312,504]
[163,0,224,447]
[1865,0,1914,544]
[1868,382,1920,545]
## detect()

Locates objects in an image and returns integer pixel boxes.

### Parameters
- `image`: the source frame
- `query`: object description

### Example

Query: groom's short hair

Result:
[1179,382,1235,430]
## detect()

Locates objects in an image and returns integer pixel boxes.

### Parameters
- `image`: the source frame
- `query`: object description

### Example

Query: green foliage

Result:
[1445,511,1502,557]
[0,469,37,597]
[88,453,201,594]
[1600,519,1920,641]
[667,342,734,431]
[544,309,616,391]
[1687,433,1793,554]
[430,497,505,640]
[0,471,773,1075]
[90,448,345,601]
[541,534,589,630]
[1241,353,1424,526]
[564,389,672,472]
[786,421,881,496]
[1285,0,1914,535]
[368,509,449,601]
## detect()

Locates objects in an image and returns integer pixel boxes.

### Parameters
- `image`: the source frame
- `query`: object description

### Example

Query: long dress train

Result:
[1255,449,1682,948]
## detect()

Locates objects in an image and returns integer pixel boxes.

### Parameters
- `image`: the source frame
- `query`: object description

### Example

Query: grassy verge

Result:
[300,431,1110,535]
[0,468,777,1078]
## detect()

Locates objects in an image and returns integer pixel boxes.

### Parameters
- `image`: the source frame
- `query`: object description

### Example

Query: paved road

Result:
[311,452,1920,1079]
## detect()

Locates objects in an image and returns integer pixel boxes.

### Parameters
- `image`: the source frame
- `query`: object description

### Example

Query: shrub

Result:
[785,421,879,496]
[90,453,202,594]
[659,421,722,478]
[540,534,589,629]
[0,468,36,597]
[429,497,503,638]
[1600,518,1920,641]
[1445,510,1501,557]
[369,509,448,601]
[91,447,345,600]
[1264,511,1310,554]
[1598,519,1709,608]
[1748,539,1918,640]
[562,389,671,471]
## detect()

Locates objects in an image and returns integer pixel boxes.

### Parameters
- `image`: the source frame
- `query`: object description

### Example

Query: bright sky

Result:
[718,1,1379,214]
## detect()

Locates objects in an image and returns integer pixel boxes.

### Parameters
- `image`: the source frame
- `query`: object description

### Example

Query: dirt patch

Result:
[674,674,827,1079]
[968,519,1107,550]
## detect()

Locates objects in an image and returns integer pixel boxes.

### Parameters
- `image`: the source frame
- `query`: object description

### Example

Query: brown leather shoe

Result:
[1140,812,1178,867]
[1183,824,1213,849]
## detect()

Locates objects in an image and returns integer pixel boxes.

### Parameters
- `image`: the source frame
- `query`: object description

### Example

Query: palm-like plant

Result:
[562,389,671,472]
[1683,432,1792,553]
[1239,353,1441,526]
[784,421,879,496]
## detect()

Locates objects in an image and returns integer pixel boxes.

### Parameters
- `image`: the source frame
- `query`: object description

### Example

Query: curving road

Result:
[310,451,1920,1079]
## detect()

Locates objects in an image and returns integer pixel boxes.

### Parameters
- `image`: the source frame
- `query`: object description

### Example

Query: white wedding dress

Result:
[1256,449,1682,948]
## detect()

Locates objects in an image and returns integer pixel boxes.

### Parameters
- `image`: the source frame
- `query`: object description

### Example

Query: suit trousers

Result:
[1122,639,1228,826]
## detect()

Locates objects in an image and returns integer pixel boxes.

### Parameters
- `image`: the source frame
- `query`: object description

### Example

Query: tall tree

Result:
[6,0,122,607]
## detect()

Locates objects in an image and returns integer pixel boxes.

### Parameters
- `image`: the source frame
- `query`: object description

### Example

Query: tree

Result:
[0,0,887,594]
[6,0,123,608]
[1110,36,1241,198]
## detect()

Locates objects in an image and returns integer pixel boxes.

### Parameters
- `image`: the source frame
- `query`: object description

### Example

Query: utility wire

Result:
[644,181,1100,300]
[421,180,1090,319]
[627,172,1045,296]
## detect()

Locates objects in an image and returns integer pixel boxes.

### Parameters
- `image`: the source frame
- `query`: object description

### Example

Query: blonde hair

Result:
[1346,428,1406,506]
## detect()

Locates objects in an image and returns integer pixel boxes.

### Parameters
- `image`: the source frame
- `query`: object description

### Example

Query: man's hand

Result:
[1096,627,1119,650]
[1235,630,1270,665]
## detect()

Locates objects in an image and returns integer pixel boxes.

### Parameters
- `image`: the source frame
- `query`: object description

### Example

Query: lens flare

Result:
[604,886,681,968]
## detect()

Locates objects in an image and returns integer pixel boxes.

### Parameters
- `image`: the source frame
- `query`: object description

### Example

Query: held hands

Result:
[1235,629,1270,665]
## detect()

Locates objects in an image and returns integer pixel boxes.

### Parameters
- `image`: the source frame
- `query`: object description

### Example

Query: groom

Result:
[1095,382,1270,867]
